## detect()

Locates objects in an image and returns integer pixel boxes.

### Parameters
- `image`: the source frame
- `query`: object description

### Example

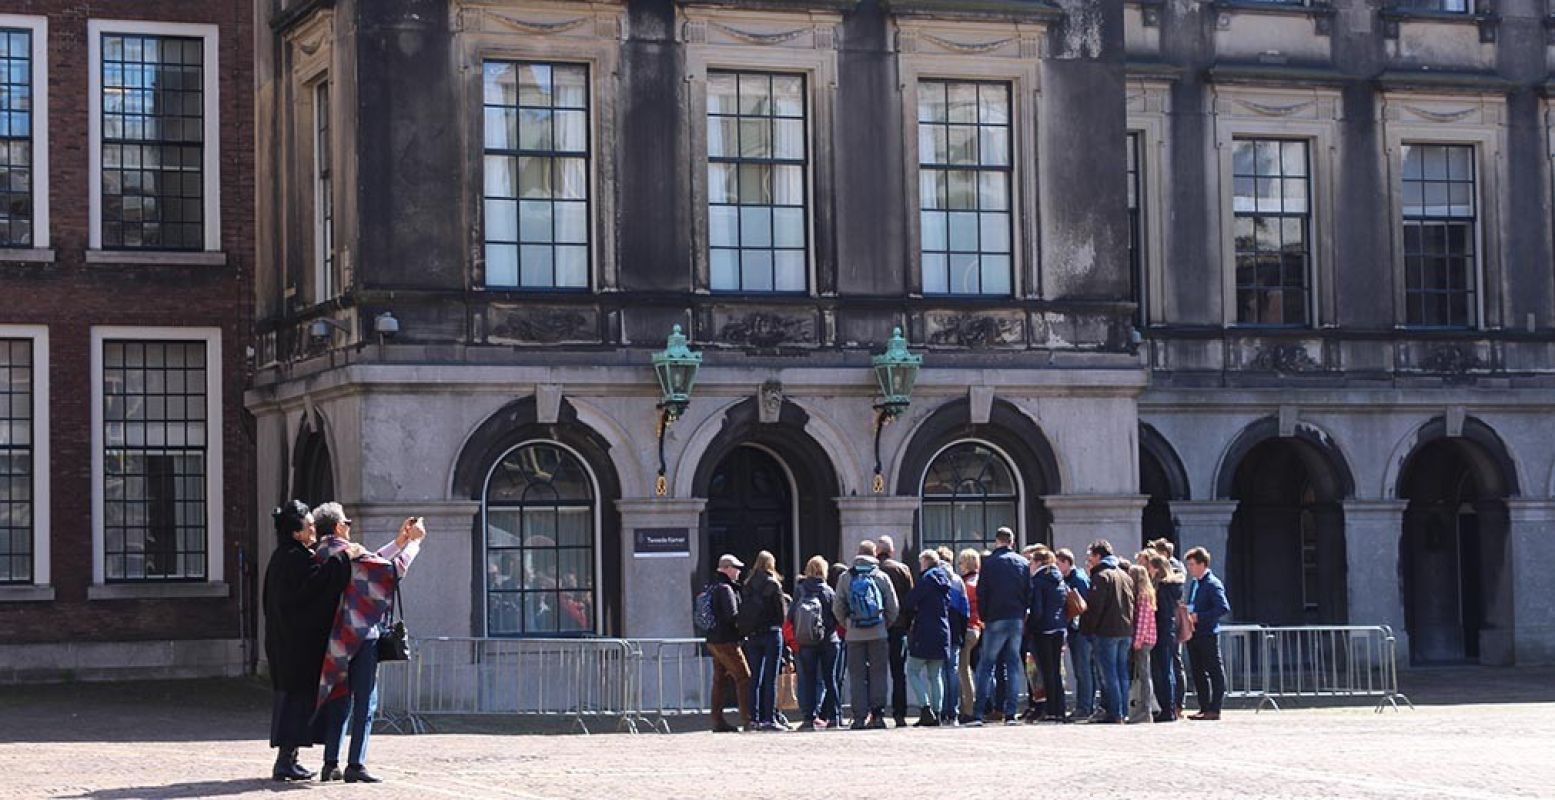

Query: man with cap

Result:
[705,554,753,732]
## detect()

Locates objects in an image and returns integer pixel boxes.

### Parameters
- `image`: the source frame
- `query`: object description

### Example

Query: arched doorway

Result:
[1140,423,1189,550]
[1221,422,1351,626]
[1398,420,1515,665]
[706,445,795,581]
[292,424,335,508]
[691,398,842,585]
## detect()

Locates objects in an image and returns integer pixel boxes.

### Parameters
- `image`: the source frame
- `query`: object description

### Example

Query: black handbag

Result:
[376,566,411,662]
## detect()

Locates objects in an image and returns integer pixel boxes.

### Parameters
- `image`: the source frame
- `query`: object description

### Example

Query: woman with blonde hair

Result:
[788,555,841,730]
[1147,552,1186,721]
[740,550,788,731]
[1126,562,1159,724]
[955,548,983,723]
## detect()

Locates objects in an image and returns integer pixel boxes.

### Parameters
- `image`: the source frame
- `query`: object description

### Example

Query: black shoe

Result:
[867,711,888,730]
[271,751,314,782]
[343,765,383,784]
[711,723,739,733]
[319,761,342,782]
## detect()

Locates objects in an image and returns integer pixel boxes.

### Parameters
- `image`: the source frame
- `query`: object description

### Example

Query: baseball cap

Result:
[717,554,744,569]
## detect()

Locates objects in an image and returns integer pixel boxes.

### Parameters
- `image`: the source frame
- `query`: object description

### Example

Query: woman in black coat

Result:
[263,500,351,781]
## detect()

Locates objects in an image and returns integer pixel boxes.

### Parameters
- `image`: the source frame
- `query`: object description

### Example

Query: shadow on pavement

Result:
[63,778,310,799]
[0,678,269,744]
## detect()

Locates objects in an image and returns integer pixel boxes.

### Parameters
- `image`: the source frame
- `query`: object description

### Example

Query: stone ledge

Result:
[84,249,229,267]
[0,638,245,684]
[0,585,55,603]
[87,582,231,601]
[0,248,56,265]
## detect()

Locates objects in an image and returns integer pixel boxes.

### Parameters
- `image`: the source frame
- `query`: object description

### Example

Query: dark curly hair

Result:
[272,499,312,544]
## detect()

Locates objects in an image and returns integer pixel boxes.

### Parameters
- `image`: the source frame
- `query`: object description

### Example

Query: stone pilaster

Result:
[834,496,922,562]
[616,498,706,638]
[1508,500,1555,665]
[1171,501,1239,586]
[1342,500,1410,657]
[1041,494,1150,558]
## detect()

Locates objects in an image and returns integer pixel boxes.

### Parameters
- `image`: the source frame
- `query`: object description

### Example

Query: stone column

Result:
[354,500,480,639]
[1041,494,1150,558]
[1508,500,1555,665]
[834,496,921,562]
[1171,501,1238,585]
[1341,500,1410,657]
[616,498,706,639]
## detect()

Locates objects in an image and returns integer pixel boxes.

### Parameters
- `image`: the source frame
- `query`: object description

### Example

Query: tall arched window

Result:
[484,442,596,636]
[920,441,1019,554]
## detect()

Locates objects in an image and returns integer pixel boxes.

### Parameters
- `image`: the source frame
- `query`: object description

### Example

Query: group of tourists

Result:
[699,528,1232,731]
[263,500,428,782]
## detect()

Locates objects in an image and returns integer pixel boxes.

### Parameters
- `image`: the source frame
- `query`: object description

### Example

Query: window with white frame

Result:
[0,337,33,583]
[0,17,45,250]
[1401,143,1476,327]
[707,70,808,293]
[918,80,1012,296]
[89,21,218,253]
[101,339,210,582]
[314,80,336,300]
[1232,138,1310,326]
[483,61,590,290]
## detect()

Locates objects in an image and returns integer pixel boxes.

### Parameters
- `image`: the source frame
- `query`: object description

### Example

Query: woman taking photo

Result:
[311,505,427,783]
[263,500,352,782]
[739,550,788,732]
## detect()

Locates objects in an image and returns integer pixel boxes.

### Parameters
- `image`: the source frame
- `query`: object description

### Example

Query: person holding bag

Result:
[311,506,427,783]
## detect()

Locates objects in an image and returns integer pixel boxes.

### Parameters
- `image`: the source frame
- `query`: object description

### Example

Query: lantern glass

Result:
[651,324,702,415]
[871,326,921,415]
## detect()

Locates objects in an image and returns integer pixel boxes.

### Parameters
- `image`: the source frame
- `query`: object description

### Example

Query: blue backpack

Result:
[693,585,717,635]
[848,565,885,629]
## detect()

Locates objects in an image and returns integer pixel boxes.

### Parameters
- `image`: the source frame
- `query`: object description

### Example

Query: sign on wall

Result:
[633,527,691,558]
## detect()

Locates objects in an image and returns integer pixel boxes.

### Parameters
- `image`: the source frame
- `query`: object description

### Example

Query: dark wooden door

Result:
[706,446,794,581]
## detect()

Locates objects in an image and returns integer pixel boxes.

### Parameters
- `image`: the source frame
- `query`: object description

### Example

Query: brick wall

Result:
[0,1,256,645]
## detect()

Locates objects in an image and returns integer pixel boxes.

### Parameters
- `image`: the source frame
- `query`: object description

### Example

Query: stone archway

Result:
[1397,418,1517,665]
[1139,422,1189,550]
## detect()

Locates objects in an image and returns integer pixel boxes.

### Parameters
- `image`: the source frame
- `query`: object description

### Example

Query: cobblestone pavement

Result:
[1,670,1551,800]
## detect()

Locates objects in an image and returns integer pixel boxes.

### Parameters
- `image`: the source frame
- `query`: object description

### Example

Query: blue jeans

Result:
[322,643,379,767]
[1093,636,1131,722]
[797,641,841,723]
[973,618,1024,719]
[939,644,960,720]
[906,656,944,712]
[1069,631,1096,716]
[744,630,782,725]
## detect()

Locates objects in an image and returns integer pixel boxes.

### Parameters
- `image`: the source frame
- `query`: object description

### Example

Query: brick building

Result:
[0,1,256,680]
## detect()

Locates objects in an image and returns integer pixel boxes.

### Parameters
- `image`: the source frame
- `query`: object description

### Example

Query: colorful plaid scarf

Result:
[313,536,405,712]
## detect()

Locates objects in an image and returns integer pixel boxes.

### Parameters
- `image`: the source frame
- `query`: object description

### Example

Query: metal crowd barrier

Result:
[371,624,1409,734]
[1257,625,1413,712]
[376,637,643,734]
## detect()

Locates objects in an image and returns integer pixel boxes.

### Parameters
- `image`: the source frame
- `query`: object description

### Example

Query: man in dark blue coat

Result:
[1185,546,1232,721]
[969,527,1029,726]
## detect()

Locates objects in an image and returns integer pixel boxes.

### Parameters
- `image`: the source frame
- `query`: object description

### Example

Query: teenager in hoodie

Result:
[902,549,954,727]
[1027,548,1070,723]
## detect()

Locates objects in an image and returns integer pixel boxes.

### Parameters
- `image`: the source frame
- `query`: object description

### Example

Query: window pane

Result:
[99,33,205,250]
[0,28,34,247]
[1401,144,1476,327]
[919,81,1014,296]
[0,338,32,584]
[708,71,808,292]
[102,341,207,582]
[1233,138,1309,325]
[484,61,591,289]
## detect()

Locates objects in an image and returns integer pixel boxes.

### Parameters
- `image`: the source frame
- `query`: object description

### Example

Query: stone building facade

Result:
[250,0,1555,666]
[0,1,256,680]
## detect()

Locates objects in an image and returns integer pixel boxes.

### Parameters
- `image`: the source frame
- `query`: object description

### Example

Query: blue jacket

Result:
[1189,569,1231,638]
[903,565,953,660]
[1154,575,1185,647]
[977,547,1031,623]
[1027,564,1068,635]
[1062,567,1091,632]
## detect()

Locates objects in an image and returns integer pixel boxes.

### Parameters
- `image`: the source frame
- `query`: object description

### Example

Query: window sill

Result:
[85,250,228,267]
[0,585,56,602]
[0,248,57,265]
[1212,1,1335,20]
[88,582,230,601]
[1380,8,1498,42]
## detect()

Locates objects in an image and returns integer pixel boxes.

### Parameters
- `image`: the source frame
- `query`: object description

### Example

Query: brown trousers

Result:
[707,642,753,729]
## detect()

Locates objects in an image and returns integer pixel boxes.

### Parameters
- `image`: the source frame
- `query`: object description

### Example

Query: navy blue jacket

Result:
[977,547,1031,623]
[1063,567,1091,633]
[1027,565,1068,635]
[903,565,953,660]
[1189,569,1231,638]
